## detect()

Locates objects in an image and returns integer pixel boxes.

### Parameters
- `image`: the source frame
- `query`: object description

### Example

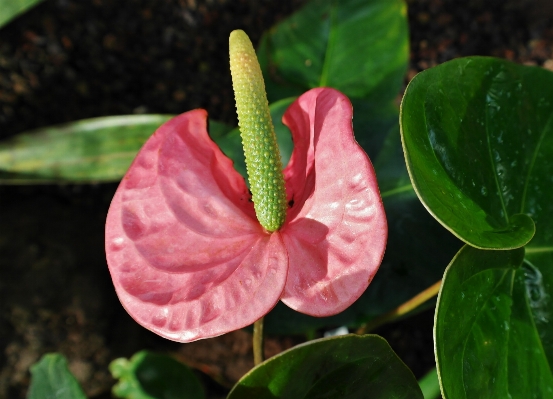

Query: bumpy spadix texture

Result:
[229,30,287,232]
[105,88,387,342]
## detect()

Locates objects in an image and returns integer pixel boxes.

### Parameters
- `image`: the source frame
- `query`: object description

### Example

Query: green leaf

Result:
[258,0,408,103]
[435,245,553,398]
[27,353,87,399]
[0,115,233,184]
[0,115,171,183]
[399,57,553,249]
[0,0,44,28]
[109,350,205,399]
[228,334,423,399]
[418,368,440,399]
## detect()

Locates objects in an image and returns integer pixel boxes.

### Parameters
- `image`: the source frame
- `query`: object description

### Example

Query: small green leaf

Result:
[109,350,205,399]
[418,368,440,399]
[435,245,553,398]
[228,334,423,399]
[27,353,87,399]
[0,0,44,28]
[258,0,408,103]
[0,115,234,184]
[400,57,553,249]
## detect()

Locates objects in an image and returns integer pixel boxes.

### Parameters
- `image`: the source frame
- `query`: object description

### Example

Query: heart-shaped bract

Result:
[105,87,387,342]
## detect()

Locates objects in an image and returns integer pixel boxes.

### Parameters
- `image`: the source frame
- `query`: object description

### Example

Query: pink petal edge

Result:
[105,110,288,342]
[280,88,388,317]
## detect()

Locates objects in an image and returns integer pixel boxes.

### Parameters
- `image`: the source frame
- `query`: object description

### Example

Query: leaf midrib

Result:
[484,93,509,225]
[519,112,553,214]
[460,268,512,398]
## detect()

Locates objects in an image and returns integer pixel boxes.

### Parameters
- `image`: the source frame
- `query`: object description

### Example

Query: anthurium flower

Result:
[105,86,387,342]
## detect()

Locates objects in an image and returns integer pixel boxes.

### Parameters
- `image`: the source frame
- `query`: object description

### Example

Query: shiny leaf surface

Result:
[435,245,553,398]
[400,57,553,249]
[0,115,173,183]
[228,335,423,399]
[0,115,233,184]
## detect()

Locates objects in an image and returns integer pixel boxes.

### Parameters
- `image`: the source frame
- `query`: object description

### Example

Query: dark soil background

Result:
[1,0,552,398]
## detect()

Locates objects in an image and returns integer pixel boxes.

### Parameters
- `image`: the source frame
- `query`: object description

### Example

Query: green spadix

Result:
[229,30,287,232]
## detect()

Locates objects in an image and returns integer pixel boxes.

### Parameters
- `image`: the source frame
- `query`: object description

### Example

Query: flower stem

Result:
[253,317,264,366]
[229,30,287,232]
[356,280,442,334]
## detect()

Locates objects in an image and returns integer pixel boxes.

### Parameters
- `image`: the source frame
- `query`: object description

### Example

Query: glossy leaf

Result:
[399,57,553,249]
[435,245,553,398]
[228,334,423,399]
[0,0,44,28]
[0,115,171,183]
[0,115,233,184]
[27,353,87,399]
[109,351,204,399]
[257,0,408,103]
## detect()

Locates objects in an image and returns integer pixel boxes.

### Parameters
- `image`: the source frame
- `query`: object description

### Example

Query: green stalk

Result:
[356,280,442,334]
[253,317,265,366]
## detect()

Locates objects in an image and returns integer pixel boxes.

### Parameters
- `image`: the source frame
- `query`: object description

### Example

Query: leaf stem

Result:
[253,317,264,366]
[356,280,442,334]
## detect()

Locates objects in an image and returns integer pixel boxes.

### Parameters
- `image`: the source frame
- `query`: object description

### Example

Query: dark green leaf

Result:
[0,0,44,28]
[27,353,87,399]
[435,245,553,398]
[399,57,553,249]
[109,350,205,399]
[371,110,413,195]
[352,98,403,162]
[207,120,235,140]
[228,334,423,399]
[258,0,408,103]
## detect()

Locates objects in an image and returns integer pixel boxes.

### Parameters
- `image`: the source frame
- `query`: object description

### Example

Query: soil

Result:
[0,0,552,398]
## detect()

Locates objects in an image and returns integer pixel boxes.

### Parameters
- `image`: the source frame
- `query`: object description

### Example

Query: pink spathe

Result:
[105,88,387,342]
